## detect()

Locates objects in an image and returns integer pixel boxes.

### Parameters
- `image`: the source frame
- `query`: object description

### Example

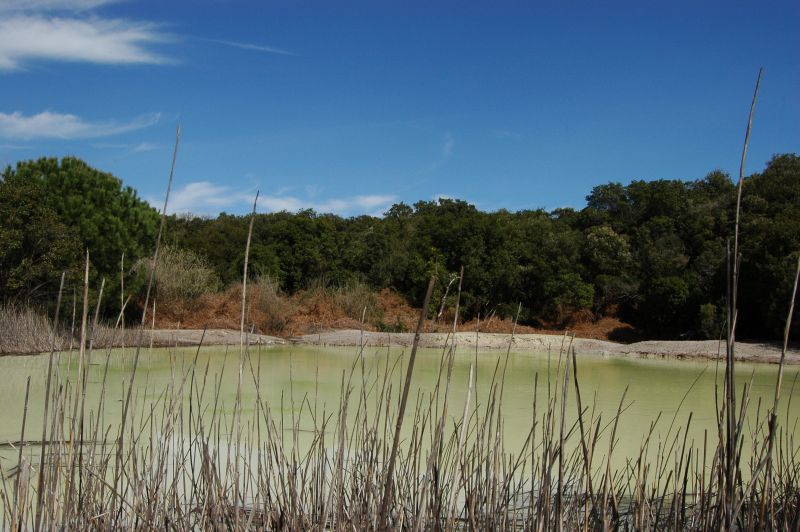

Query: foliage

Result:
[0,171,81,303]
[739,154,800,338]
[1,154,798,340]
[544,272,595,323]
[2,157,160,307]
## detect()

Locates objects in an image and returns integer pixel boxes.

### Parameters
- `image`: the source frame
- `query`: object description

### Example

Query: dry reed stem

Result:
[379,275,435,528]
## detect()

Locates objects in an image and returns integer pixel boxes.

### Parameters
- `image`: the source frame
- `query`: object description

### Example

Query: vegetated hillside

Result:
[1,154,798,340]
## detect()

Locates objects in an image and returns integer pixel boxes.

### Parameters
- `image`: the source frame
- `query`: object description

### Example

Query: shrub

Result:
[330,280,380,322]
[134,245,219,304]
[249,276,298,335]
[303,277,381,322]
[543,272,595,323]
[697,302,722,340]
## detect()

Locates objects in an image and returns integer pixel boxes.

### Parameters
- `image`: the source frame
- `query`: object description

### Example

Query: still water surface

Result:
[1,345,798,472]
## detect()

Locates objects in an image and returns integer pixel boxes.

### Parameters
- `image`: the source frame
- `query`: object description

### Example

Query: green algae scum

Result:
[1,343,799,529]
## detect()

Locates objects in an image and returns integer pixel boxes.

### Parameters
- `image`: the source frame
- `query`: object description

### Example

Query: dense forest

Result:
[1,154,798,340]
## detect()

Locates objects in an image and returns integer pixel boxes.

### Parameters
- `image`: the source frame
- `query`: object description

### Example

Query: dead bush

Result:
[134,245,219,306]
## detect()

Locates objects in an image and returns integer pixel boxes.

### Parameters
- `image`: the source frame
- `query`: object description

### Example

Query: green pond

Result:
[0,345,799,475]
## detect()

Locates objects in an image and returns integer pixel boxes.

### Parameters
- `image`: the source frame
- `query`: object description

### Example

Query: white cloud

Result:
[349,194,397,210]
[92,140,162,152]
[264,193,397,215]
[214,39,293,56]
[0,143,32,150]
[91,141,128,149]
[257,195,303,212]
[304,184,322,198]
[132,141,160,152]
[273,185,294,196]
[442,132,455,158]
[0,15,169,70]
[161,181,240,214]
[427,131,455,171]
[0,0,118,11]
[0,110,160,139]
[489,128,522,140]
[162,180,397,217]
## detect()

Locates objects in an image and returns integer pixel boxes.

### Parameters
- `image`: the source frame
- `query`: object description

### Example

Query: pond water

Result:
[1,344,798,474]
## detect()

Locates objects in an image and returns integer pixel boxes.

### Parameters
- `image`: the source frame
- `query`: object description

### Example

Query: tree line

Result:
[1,154,798,339]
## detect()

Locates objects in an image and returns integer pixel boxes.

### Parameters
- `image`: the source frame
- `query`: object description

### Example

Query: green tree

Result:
[3,157,160,304]
[0,172,81,302]
[739,154,800,338]
[543,272,594,323]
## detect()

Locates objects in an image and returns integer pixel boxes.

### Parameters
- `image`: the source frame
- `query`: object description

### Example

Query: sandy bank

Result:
[289,329,800,365]
[1,328,286,355]
[5,328,798,365]
[135,329,287,348]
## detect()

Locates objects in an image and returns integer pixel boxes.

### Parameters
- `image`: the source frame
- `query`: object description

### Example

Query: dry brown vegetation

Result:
[0,305,64,354]
[1,290,639,356]
[153,281,422,337]
[149,282,639,341]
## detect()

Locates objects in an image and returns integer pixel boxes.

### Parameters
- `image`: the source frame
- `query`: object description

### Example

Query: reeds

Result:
[0,304,65,355]
[4,71,799,530]
[2,296,798,530]
[1,231,800,530]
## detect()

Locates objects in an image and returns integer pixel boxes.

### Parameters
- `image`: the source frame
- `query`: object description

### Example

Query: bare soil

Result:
[4,289,794,364]
[291,329,800,365]
[6,323,796,365]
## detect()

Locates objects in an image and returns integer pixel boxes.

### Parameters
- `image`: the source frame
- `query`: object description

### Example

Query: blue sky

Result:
[0,1,797,217]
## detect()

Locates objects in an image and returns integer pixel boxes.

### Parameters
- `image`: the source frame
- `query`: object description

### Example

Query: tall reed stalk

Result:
[1,279,798,530]
[3,72,800,531]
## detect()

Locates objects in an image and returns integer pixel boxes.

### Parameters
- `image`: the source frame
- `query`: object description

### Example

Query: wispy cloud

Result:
[0,110,161,139]
[489,128,522,140]
[442,132,455,158]
[273,185,294,196]
[91,142,129,149]
[0,0,118,11]
[93,140,162,153]
[0,143,33,150]
[259,194,396,214]
[213,39,293,56]
[0,14,169,71]
[425,131,455,172]
[161,182,239,214]
[133,141,160,152]
[161,180,396,217]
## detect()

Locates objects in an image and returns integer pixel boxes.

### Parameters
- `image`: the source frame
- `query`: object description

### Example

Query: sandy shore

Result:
[289,329,800,365]
[0,328,286,355]
[136,329,287,348]
[5,328,798,365]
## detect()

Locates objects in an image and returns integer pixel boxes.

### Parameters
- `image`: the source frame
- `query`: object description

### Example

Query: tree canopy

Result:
[1,154,798,340]
[1,157,160,306]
